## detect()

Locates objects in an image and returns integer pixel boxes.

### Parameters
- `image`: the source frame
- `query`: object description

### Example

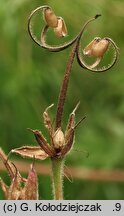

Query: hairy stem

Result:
[51,158,64,200]
[55,41,78,129]
[55,15,101,129]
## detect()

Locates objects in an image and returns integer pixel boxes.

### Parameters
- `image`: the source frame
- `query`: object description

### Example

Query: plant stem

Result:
[55,16,100,130]
[52,41,79,200]
[51,157,64,200]
[55,41,78,130]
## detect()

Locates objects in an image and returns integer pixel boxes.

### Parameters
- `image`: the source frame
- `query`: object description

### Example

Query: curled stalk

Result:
[55,15,102,129]
[77,36,119,73]
[28,7,119,128]
[28,6,118,73]
[28,5,78,52]
[28,6,106,129]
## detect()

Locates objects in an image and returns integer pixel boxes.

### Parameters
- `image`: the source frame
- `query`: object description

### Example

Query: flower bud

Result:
[54,17,67,37]
[83,37,101,56]
[43,8,58,28]
[53,128,65,149]
[91,39,109,57]
[83,38,109,57]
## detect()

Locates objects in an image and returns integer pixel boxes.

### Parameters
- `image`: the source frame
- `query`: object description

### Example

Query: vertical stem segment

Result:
[55,16,99,130]
[55,41,78,129]
[51,158,64,200]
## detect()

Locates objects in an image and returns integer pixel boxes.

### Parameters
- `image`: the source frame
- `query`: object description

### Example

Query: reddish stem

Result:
[55,41,78,129]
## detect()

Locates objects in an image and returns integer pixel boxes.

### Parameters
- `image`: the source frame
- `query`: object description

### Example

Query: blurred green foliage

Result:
[0,0,124,199]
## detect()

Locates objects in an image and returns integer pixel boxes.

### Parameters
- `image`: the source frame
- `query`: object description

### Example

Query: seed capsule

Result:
[92,38,109,57]
[43,8,58,28]
[83,38,109,57]
[83,38,101,56]
[54,17,68,37]
[53,128,65,150]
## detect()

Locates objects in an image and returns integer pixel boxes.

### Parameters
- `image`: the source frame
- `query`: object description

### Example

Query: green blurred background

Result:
[0,0,124,199]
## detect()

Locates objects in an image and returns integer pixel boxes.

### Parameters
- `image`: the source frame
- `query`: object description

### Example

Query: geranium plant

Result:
[0,5,119,200]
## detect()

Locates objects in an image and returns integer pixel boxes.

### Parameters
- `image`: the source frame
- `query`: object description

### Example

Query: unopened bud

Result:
[91,38,109,57]
[53,128,65,149]
[83,37,101,56]
[43,8,58,28]
[83,38,109,58]
[54,17,67,37]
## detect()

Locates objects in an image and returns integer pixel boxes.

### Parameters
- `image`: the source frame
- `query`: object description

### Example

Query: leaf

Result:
[11,146,49,160]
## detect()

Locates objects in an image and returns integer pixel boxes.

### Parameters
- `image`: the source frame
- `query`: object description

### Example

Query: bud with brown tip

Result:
[83,37,109,57]
[43,7,58,28]
[91,38,109,57]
